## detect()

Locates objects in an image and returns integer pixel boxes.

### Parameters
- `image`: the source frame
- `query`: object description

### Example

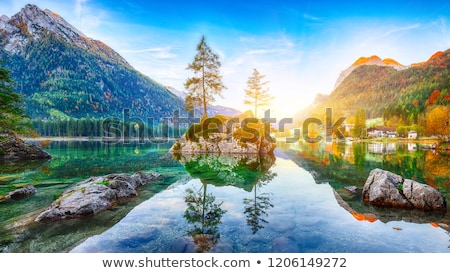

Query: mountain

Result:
[167,86,242,117]
[167,86,188,99]
[293,49,450,127]
[334,55,406,89]
[0,4,185,120]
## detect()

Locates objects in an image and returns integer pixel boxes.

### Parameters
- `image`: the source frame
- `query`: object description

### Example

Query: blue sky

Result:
[2,0,450,118]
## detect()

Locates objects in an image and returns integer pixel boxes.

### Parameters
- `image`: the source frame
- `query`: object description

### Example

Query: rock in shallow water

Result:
[362,168,446,211]
[0,130,51,160]
[6,185,37,200]
[35,172,160,222]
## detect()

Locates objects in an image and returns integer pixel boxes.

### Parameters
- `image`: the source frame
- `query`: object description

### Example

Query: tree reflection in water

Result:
[243,170,276,234]
[184,185,227,253]
[177,153,277,251]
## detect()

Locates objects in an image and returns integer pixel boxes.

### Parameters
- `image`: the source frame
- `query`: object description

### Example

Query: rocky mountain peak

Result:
[352,55,384,66]
[1,4,87,54]
[334,55,406,89]
[1,4,129,66]
[11,4,86,39]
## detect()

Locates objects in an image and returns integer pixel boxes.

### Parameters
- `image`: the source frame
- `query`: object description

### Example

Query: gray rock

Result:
[6,185,37,200]
[402,179,446,211]
[344,186,359,193]
[0,130,51,160]
[362,169,446,211]
[171,133,275,155]
[35,172,160,222]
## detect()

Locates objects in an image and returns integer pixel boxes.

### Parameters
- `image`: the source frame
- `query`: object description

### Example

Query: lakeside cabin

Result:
[408,130,418,139]
[367,126,397,139]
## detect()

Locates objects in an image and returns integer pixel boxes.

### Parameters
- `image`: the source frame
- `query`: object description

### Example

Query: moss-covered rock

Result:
[170,112,276,155]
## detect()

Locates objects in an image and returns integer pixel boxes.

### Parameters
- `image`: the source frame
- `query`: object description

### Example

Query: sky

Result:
[1,0,450,119]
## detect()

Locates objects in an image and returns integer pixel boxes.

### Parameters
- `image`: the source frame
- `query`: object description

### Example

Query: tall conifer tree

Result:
[184,35,226,118]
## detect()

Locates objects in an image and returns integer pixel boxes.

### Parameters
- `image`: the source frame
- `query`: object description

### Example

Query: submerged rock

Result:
[362,169,446,211]
[35,172,160,222]
[0,130,51,160]
[6,185,37,200]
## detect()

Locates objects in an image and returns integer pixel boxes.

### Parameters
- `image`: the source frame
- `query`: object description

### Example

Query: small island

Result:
[170,111,276,155]
[170,36,275,155]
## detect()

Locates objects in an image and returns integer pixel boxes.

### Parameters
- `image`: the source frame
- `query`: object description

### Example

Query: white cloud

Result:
[381,23,421,38]
[120,47,177,59]
[246,49,280,55]
[74,0,87,18]
[303,13,322,21]
[434,17,450,48]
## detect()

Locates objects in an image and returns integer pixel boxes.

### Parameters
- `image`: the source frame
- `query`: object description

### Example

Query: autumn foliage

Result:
[428,90,441,105]
[426,105,450,140]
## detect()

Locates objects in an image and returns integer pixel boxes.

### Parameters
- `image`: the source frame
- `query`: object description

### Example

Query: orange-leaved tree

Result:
[426,105,450,141]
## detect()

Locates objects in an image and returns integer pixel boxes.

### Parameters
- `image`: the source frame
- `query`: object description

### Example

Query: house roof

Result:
[367,126,396,132]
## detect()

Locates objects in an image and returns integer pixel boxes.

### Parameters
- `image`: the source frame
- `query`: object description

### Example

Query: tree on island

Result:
[244,68,273,118]
[184,35,226,119]
[0,60,31,134]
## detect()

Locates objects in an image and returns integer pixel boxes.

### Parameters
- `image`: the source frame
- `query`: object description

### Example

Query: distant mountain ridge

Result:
[166,86,242,117]
[334,55,406,89]
[0,4,185,120]
[293,49,450,127]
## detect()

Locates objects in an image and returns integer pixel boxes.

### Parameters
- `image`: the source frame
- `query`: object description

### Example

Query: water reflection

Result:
[175,153,277,250]
[0,158,49,174]
[174,153,276,191]
[279,140,450,227]
[184,187,227,252]
[367,142,396,154]
[0,141,188,252]
[243,170,276,234]
[70,148,450,253]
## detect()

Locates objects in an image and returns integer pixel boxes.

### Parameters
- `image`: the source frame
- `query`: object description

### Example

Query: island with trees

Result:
[170,36,276,155]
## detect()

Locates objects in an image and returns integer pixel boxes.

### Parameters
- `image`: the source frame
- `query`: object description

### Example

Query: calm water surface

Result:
[1,140,450,252]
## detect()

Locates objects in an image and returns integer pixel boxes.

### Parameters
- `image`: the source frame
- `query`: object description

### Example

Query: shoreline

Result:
[22,136,181,143]
[23,135,441,143]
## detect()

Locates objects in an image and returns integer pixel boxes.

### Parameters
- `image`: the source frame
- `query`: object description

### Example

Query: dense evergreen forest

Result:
[32,118,187,139]
[0,5,186,123]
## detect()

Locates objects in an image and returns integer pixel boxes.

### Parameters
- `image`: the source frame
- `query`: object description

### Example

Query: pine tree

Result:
[244,68,273,118]
[0,61,31,133]
[184,35,226,118]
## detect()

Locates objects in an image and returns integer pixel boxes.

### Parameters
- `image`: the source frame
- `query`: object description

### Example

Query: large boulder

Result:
[35,172,160,222]
[362,168,446,211]
[0,130,51,160]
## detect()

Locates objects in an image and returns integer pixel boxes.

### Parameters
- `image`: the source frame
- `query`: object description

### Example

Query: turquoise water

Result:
[1,140,450,252]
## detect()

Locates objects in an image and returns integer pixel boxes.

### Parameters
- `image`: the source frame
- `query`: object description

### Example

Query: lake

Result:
[1,139,450,253]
